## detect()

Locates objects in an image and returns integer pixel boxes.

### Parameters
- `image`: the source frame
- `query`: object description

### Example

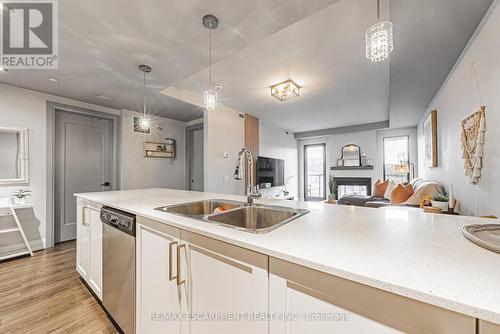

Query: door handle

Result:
[101,182,111,187]
[168,241,178,281]
[176,244,186,286]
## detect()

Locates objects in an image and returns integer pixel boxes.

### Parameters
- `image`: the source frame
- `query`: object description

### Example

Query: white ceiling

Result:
[0,0,493,129]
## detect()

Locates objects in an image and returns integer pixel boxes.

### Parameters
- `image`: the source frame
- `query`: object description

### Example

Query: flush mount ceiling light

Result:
[270,79,301,102]
[366,0,394,62]
[202,14,219,111]
[138,64,152,132]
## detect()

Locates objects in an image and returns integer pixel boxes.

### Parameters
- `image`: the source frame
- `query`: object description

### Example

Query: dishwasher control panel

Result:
[100,206,136,236]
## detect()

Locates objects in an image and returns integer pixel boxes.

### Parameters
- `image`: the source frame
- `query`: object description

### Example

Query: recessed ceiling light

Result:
[48,77,58,82]
[271,79,301,101]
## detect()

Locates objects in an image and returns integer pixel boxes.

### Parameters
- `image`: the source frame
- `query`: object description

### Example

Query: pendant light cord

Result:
[377,0,381,21]
[208,29,212,89]
[143,71,146,117]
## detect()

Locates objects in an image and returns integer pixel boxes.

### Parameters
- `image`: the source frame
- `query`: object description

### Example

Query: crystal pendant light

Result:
[202,14,219,111]
[138,64,152,131]
[366,0,393,62]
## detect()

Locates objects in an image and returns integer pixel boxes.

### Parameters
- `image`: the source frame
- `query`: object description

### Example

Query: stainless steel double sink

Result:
[155,199,309,234]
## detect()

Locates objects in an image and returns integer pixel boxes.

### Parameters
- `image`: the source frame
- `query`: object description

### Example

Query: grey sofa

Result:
[337,178,443,208]
[337,195,390,208]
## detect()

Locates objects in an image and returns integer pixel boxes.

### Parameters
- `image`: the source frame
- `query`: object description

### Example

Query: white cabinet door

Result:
[89,207,103,299]
[76,203,91,279]
[270,273,402,334]
[136,223,182,334]
[181,231,268,334]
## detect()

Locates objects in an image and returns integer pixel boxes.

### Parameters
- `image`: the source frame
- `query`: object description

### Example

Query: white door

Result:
[136,224,181,334]
[188,127,204,191]
[55,111,113,242]
[182,232,268,334]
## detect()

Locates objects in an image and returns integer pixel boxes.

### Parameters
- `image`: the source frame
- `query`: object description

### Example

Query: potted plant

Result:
[431,193,449,212]
[327,175,337,203]
[12,188,32,205]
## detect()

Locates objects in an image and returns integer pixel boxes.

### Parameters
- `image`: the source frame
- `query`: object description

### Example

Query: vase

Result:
[431,200,449,212]
[13,197,26,205]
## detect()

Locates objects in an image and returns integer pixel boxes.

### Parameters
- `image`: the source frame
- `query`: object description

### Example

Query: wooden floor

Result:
[0,241,117,334]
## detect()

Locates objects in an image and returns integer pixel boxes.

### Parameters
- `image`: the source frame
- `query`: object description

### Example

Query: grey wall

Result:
[120,110,187,190]
[417,1,500,217]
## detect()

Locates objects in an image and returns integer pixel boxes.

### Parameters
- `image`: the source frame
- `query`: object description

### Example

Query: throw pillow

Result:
[391,184,414,205]
[384,180,397,199]
[373,179,389,198]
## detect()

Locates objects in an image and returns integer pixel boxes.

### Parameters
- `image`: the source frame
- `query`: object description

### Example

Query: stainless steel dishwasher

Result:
[101,206,136,334]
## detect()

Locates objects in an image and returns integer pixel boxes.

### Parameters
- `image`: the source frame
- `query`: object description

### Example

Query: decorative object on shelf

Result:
[202,14,219,111]
[341,144,361,167]
[367,159,373,166]
[423,109,438,167]
[431,193,449,212]
[135,64,152,133]
[270,79,301,101]
[336,159,344,167]
[461,106,486,184]
[144,139,176,161]
[327,175,337,203]
[366,0,394,62]
[0,127,30,185]
[361,153,367,166]
[12,187,31,205]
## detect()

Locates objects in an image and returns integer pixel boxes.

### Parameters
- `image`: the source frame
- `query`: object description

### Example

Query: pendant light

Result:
[202,14,219,111]
[138,64,152,131]
[366,0,393,62]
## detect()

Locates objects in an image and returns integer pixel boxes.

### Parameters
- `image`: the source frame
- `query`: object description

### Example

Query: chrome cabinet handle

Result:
[168,241,178,281]
[82,206,88,226]
[176,244,186,286]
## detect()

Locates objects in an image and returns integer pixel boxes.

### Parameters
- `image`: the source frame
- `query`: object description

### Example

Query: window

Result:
[304,144,326,201]
[383,136,409,183]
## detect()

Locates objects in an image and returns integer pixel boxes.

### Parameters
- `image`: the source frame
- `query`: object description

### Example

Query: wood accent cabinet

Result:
[76,200,103,299]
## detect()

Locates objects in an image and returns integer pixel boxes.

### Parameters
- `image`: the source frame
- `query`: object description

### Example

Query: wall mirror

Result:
[0,127,30,185]
[341,144,361,167]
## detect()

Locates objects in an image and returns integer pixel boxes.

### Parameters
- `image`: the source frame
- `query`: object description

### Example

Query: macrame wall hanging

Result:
[461,106,485,184]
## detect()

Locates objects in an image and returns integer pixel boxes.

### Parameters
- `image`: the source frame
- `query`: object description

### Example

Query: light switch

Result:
[223,176,230,183]
[223,152,230,158]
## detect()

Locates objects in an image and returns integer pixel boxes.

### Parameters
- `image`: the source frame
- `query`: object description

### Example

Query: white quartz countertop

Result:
[76,188,500,325]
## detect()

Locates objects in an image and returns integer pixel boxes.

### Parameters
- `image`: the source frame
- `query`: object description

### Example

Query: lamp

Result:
[366,0,394,62]
[138,64,152,132]
[395,160,415,179]
[202,14,219,111]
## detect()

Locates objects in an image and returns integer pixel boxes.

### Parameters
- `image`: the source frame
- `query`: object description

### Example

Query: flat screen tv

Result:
[256,156,284,188]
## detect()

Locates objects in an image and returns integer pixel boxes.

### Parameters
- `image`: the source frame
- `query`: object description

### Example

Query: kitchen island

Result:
[75,188,500,334]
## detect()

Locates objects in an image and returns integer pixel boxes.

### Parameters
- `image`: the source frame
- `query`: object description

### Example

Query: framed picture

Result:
[423,110,438,167]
